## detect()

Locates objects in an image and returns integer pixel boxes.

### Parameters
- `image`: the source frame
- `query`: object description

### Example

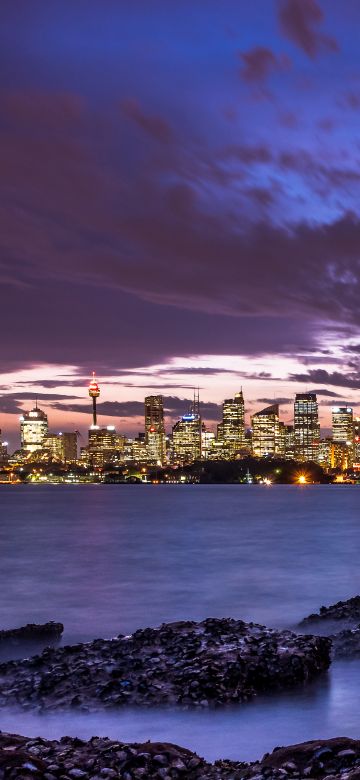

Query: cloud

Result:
[309,388,341,397]
[257,397,292,405]
[121,98,174,143]
[51,396,222,422]
[239,47,290,86]
[278,0,339,58]
[290,369,360,390]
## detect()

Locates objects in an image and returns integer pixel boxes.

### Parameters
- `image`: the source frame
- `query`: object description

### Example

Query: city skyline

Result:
[1,1,360,448]
[1,374,358,453]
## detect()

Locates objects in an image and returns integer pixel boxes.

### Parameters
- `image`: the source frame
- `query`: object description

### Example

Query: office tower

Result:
[88,373,100,427]
[201,429,215,460]
[0,430,8,463]
[43,433,63,461]
[87,426,124,467]
[332,406,354,444]
[171,411,202,465]
[217,390,245,455]
[60,432,78,463]
[318,438,332,469]
[294,393,320,461]
[44,432,78,463]
[145,395,166,464]
[20,405,48,454]
[354,417,360,464]
[251,404,279,457]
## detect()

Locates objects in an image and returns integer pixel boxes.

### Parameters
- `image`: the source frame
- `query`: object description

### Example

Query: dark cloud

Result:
[290,369,360,390]
[278,0,339,58]
[257,397,292,405]
[239,47,290,86]
[121,99,174,143]
[52,396,221,422]
[309,388,341,397]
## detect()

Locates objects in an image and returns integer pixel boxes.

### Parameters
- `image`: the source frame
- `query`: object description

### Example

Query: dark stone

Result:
[0,618,331,711]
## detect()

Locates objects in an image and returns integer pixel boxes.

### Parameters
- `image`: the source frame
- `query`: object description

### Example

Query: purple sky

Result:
[1,0,360,448]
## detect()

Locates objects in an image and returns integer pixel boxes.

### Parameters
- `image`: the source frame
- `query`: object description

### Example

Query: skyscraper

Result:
[294,393,320,461]
[332,406,353,444]
[20,405,48,454]
[145,395,166,464]
[217,390,245,455]
[171,412,202,464]
[251,404,279,457]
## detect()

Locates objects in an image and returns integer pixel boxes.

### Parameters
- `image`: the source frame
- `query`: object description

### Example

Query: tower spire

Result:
[88,372,100,427]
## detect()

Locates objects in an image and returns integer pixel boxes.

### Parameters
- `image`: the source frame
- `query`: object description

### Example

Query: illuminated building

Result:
[60,432,78,463]
[294,393,320,461]
[43,433,63,461]
[217,390,245,455]
[171,413,202,464]
[145,395,166,464]
[354,417,360,464]
[201,429,216,459]
[88,373,100,426]
[20,405,48,454]
[124,436,149,464]
[332,406,354,444]
[43,432,78,463]
[87,426,124,467]
[0,430,8,463]
[251,404,280,457]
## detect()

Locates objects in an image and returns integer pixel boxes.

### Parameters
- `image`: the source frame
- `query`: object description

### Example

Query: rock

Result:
[300,597,360,628]
[0,618,331,711]
[2,733,360,779]
[0,622,64,645]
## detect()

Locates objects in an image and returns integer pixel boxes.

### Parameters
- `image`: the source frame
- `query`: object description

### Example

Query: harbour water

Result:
[0,484,359,761]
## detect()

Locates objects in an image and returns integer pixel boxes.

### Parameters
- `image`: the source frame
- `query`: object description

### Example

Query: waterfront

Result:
[1,485,360,761]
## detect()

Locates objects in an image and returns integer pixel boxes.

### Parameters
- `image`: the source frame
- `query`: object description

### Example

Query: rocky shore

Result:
[0,623,64,648]
[0,618,331,711]
[1,732,360,779]
[299,596,360,628]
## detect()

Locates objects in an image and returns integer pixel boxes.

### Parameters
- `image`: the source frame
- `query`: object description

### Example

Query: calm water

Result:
[0,484,360,761]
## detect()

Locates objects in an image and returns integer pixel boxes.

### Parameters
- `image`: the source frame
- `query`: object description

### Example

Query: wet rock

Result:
[0,618,331,711]
[300,597,360,628]
[1,733,360,779]
[0,622,64,645]
[330,625,360,659]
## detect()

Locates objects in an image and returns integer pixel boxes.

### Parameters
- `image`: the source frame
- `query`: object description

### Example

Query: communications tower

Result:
[88,372,100,427]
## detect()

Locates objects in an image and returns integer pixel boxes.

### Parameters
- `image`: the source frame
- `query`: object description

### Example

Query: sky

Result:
[1,0,360,449]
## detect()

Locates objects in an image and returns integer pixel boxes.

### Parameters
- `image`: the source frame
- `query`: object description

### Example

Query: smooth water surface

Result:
[0,484,359,760]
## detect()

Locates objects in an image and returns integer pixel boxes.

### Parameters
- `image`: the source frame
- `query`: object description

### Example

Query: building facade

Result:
[251,404,280,457]
[145,395,166,464]
[217,390,245,455]
[294,393,320,461]
[20,406,48,454]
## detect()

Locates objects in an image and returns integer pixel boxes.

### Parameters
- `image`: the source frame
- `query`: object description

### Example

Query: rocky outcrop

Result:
[300,596,360,628]
[1,733,360,779]
[330,625,360,658]
[0,622,64,646]
[0,618,331,711]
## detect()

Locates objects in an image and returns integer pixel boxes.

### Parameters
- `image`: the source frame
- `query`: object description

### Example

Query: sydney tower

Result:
[88,373,100,427]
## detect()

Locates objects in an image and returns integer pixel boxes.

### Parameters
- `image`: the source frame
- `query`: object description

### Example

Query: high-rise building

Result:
[332,406,354,444]
[171,413,202,465]
[20,405,48,454]
[0,430,8,464]
[145,395,166,464]
[251,404,280,457]
[60,432,78,463]
[87,426,124,467]
[217,390,245,455]
[294,393,320,461]
[354,417,360,464]
[43,432,78,463]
